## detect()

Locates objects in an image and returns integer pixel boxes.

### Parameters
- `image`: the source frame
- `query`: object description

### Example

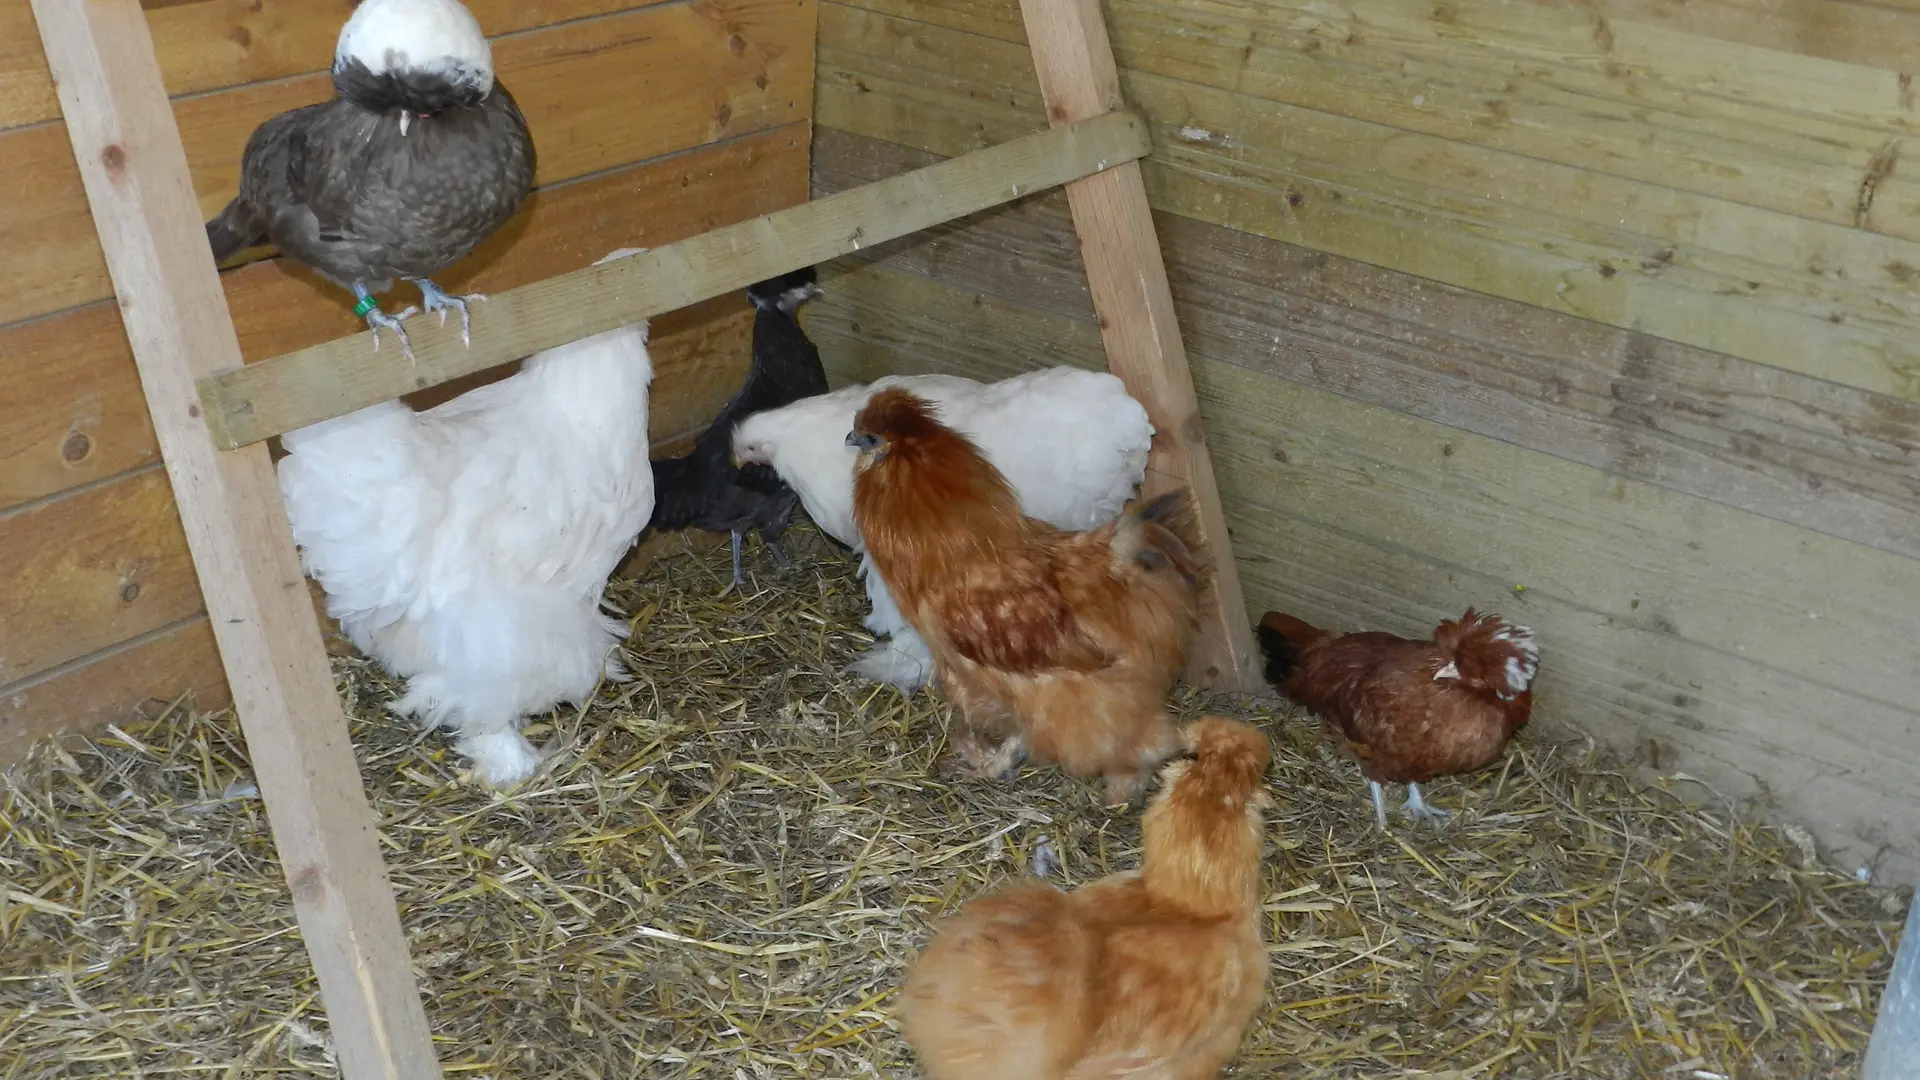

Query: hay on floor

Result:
[0,524,1904,1079]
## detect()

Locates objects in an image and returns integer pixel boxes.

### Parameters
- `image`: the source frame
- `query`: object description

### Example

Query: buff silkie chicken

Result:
[897,715,1274,1080]
[277,248,655,787]
[1256,608,1540,827]
[731,366,1153,690]
[848,388,1205,805]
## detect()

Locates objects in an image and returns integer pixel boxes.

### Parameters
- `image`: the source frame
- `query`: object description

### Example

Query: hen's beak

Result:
[1434,661,1460,682]
[847,431,879,450]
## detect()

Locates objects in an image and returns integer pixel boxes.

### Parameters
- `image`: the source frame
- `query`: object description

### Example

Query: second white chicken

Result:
[278,247,656,786]
[731,366,1154,689]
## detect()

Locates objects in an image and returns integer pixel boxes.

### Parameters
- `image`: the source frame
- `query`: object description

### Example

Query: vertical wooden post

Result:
[29,2,441,1077]
[1016,0,1261,693]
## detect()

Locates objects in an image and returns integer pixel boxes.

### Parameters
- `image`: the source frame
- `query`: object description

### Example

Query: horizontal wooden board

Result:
[0,0,658,131]
[0,615,227,768]
[804,259,1920,878]
[0,286,759,690]
[196,112,1149,448]
[832,0,1920,234]
[0,0,813,328]
[0,123,810,511]
[0,467,201,684]
[1518,0,1920,76]
[812,128,1920,562]
[815,3,1920,403]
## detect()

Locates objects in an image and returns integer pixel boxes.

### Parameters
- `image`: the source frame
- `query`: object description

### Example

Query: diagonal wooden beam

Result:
[1016,0,1263,694]
[196,110,1153,450]
[28,2,441,1076]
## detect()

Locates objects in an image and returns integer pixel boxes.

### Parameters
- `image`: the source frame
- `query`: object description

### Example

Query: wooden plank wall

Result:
[806,0,1920,879]
[0,0,818,764]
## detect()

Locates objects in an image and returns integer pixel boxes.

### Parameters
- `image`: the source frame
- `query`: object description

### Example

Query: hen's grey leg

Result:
[715,531,747,598]
[1403,781,1453,827]
[353,283,415,361]
[762,537,791,571]
[410,276,485,347]
[1368,779,1389,830]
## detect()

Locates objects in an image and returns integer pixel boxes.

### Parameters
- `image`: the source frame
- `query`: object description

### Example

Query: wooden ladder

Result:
[28,0,1262,1075]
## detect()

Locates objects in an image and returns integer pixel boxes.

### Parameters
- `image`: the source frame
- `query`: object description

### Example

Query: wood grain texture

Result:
[0,124,811,512]
[1016,0,1258,692]
[30,0,437,1073]
[0,467,201,683]
[815,2,1920,403]
[0,0,813,328]
[1518,0,1920,75]
[198,110,1151,449]
[803,259,1920,879]
[0,0,658,130]
[0,615,227,768]
[835,0,1920,234]
[812,129,1920,561]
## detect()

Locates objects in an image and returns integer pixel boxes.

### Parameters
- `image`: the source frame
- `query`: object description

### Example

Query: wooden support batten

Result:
[197,111,1154,450]
[1016,0,1262,694]
[27,1,442,1076]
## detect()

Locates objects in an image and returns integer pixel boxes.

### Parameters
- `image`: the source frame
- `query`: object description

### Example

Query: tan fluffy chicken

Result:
[1256,608,1539,827]
[847,388,1205,805]
[896,715,1273,1080]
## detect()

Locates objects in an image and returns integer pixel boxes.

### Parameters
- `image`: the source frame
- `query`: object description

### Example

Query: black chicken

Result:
[647,267,829,591]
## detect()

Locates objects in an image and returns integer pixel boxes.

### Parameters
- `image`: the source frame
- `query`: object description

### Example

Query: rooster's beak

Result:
[1434,661,1460,682]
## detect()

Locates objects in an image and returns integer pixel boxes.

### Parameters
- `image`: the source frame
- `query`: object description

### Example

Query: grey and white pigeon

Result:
[205,0,536,359]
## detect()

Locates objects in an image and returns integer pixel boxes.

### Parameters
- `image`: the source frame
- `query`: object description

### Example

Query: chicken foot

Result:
[409,276,486,347]
[1366,778,1452,828]
[978,734,1028,781]
[760,536,792,571]
[1402,781,1452,827]
[353,282,416,361]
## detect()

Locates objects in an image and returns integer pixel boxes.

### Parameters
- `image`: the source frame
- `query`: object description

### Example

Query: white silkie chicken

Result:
[731,366,1154,690]
[277,247,656,786]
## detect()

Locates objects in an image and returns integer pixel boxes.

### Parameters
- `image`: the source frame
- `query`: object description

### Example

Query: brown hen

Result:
[848,388,1206,805]
[1256,608,1539,827]
[896,716,1274,1080]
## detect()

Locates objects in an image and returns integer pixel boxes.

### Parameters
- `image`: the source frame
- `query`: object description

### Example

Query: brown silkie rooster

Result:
[847,388,1206,805]
[1256,608,1539,828]
[896,715,1274,1080]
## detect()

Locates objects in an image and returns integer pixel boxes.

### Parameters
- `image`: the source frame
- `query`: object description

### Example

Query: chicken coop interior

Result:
[2,0,1917,1076]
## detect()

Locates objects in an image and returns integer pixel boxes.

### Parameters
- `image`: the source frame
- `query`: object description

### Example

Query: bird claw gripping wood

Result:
[355,291,417,363]
[412,277,484,348]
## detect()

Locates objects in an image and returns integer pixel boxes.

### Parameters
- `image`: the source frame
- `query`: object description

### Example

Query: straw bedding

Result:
[0,525,1904,1079]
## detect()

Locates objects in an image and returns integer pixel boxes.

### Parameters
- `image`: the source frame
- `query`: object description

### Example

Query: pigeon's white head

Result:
[334,0,494,98]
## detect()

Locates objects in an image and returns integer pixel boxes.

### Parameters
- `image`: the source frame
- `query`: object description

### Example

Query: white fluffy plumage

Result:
[335,0,494,94]
[278,248,655,787]
[732,366,1154,689]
